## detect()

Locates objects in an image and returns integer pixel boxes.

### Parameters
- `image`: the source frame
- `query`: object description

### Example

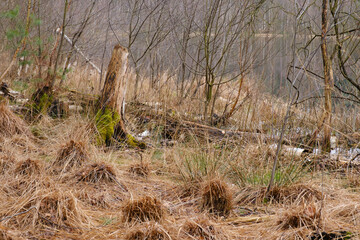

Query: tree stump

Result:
[96,44,145,148]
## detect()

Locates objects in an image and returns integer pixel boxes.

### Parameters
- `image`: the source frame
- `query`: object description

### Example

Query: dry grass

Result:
[0,101,30,138]
[277,203,321,230]
[126,222,171,240]
[76,162,116,183]
[0,154,15,175]
[236,183,323,205]
[122,196,164,223]
[180,216,217,240]
[14,159,42,176]
[129,161,150,177]
[52,140,89,172]
[201,179,232,216]
[0,67,359,239]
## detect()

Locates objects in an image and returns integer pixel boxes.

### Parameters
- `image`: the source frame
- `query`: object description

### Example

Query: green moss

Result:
[95,107,120,145]
[126,134,146,149]
[31,92,53,115]
[95,107,146,148]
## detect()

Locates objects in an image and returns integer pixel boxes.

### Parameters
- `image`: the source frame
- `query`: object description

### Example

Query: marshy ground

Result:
[0,80,359,240]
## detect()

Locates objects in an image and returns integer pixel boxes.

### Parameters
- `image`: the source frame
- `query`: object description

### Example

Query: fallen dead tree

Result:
[129,102,291,144]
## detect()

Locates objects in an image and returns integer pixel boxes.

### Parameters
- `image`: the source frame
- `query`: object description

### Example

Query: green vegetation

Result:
[95,107,120,145]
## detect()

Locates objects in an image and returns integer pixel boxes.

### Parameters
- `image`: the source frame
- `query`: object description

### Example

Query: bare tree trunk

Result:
[96,44,145,148]
[320,0,333,152]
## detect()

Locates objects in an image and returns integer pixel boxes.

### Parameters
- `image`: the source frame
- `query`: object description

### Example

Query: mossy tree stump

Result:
[30,82,54,117]
[96,44,145,148]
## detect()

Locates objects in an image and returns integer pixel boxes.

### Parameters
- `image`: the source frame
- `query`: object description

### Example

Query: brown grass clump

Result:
[181,217,217,240]
[201,179,232,216]
[0,101,30,138]
[53,140,89,172]
[14,159,41,175]
[122,196,164,223]
[129,162,150,177]
[35,190,89,229]
[146,227,171,240]
[126,229,145,240]
[277,203,321,230]
[0,154,15,175]
[126,223,171,240]
[0,224,23,240]
[76,163,116,183]
[236,184,323,205]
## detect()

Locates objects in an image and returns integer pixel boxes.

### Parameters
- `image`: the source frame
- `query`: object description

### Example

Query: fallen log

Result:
[129,102,292,144]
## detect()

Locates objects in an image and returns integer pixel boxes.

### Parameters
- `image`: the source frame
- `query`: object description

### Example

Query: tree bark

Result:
[320,0,333,152]
[96,44,145,148]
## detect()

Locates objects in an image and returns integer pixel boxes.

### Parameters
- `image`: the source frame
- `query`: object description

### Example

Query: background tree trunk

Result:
[320,0,333,152]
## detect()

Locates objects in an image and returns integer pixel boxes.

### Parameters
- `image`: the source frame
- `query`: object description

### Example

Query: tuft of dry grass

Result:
[0,154,15,175]
[76,162,116,183]
[34,190,90,229]
[126,229,145,240]
[201,179,232,216]
[0,224,23,240]
[176,182,201,200]
[125,222,171,240]
[129,162,150,177]
[0,101,30,138]
[14,159,41,175]
[277,203,321,230]
[236,184,323,205]
[122,196,164,223]
[181,216,217,240]
[53,140,89,172]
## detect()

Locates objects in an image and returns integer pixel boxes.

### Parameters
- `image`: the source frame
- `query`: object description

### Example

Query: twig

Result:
[56,28,101,73]
[38,213,73,230]
[105,169,128,192]
[347,153,360,170]
[0,206,36,222]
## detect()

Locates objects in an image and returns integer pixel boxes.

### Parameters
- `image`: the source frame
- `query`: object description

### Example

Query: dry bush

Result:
[76,162,116,183]
[122,196,164,223]
[53,140,89,172]
[14,159,41,175]
[0,101,30,138]
[277,203,321,230]
[201,179,232,216]
[236,184,323,205]
[181,217,217,240]
[125,223,171,240]
[129,162,150,177]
